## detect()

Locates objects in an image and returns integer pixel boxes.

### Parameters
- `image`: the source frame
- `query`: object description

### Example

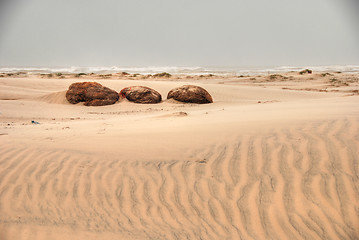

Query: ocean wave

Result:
[1,65,358,75]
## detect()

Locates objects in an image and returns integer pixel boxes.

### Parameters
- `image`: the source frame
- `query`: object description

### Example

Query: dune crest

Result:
[37,91,69,104]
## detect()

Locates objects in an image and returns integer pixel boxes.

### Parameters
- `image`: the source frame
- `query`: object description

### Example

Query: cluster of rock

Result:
[66,82,213,106]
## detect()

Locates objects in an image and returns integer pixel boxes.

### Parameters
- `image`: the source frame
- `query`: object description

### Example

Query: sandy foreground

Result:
[0,71,358,240]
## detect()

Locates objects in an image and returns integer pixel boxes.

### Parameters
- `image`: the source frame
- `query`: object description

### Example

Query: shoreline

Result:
[1,64,359,76]
[1,69,358,95]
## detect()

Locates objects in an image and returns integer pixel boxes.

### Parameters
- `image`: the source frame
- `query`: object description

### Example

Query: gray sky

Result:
[0,0,358,67]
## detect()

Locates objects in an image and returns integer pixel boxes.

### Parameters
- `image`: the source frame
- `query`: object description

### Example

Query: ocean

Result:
[0,65,358,76]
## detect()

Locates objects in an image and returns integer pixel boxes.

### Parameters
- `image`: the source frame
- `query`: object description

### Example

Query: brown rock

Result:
[66,82,119,106]
[120,86,162,104]
[153,72,172,78]
[167,85,213,104]
[299,69,313,74]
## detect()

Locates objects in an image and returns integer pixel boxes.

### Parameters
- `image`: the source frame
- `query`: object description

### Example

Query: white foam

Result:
[1,65,358,76]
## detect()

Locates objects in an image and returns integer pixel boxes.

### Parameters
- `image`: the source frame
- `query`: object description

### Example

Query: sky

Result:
[0,0,358,67]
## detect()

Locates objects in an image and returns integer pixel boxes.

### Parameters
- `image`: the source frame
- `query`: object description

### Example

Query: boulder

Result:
[299,69,312,74]
[120,86,162,104]
[66,82,119,106]
[153,72,171,78]
[167,85,213,104]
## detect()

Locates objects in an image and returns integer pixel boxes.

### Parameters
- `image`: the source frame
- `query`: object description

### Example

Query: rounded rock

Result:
[120,86,162,104]
[167,85,213,104]
[66,82,119,106]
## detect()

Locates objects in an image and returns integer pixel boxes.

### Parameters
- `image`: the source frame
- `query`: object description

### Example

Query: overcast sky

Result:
[0,0,358,67]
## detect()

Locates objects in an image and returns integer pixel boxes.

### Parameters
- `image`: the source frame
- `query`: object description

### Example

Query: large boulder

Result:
[120,86,162,104]
[66,82,119,106]
[167,85,213,104]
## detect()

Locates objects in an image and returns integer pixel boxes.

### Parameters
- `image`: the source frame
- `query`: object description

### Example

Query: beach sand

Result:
[0,71,358,239]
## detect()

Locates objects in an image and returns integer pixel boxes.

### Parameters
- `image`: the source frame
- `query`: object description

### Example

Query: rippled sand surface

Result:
[0,72,358,239]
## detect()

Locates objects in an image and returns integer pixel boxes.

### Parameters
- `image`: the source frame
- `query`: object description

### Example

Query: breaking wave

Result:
[1,65,359,76]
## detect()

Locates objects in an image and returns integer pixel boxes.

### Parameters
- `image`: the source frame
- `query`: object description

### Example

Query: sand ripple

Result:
[0,118,358,239]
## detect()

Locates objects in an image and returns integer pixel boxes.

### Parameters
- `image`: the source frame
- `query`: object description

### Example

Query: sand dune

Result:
[0,73,358,239]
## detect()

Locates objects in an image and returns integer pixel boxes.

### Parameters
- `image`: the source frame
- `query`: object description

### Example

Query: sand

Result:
[0,71,358,239]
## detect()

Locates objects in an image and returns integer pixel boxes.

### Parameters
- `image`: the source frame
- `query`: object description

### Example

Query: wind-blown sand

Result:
[0,72,358,239]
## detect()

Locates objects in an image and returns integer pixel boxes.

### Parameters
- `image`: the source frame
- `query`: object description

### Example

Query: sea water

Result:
[0,65,358,76]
